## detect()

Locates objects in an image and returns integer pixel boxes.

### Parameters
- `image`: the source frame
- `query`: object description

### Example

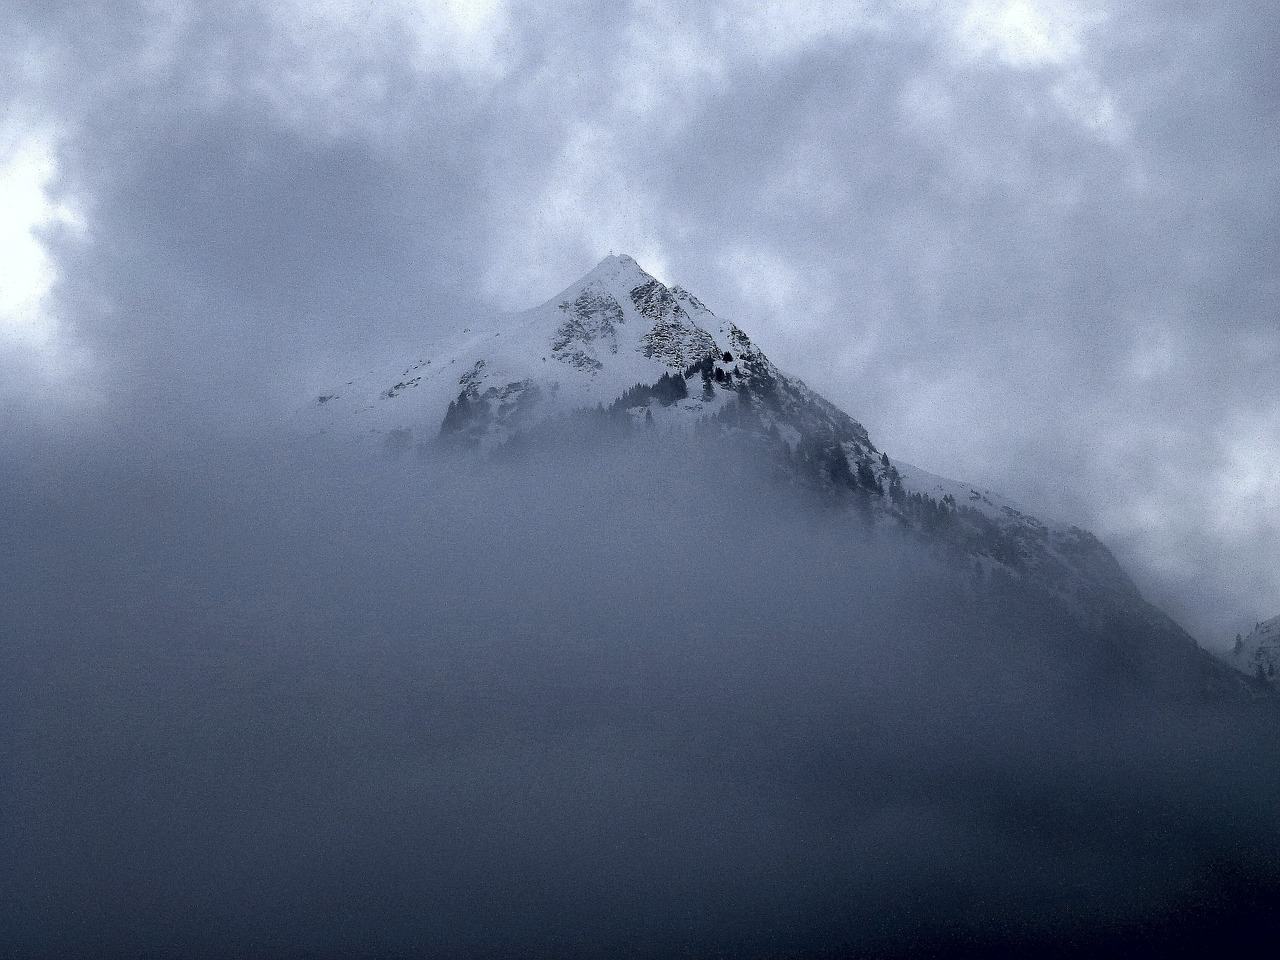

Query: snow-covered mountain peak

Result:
[539,253,660,309]
[304,255,730,441]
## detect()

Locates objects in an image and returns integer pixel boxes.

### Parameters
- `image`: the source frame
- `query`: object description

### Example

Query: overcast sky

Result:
[3,0,1277,643]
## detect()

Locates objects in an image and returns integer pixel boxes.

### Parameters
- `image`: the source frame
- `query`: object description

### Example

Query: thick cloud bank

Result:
[3,434,1279,957]
[4,0,1278,640]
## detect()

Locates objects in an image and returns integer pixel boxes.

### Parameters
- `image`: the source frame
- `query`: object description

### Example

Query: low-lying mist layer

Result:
[3,434,1279,958]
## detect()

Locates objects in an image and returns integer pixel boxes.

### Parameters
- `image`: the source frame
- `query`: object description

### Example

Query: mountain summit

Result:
[308,254,880,471]
[309,253,782,441]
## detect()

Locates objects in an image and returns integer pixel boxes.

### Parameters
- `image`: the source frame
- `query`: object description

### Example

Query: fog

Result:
[3,432,1279,957]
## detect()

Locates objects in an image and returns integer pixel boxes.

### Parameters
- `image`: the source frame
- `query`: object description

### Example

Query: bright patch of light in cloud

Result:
[0,123,98,419]
[945,0,1127,145]
[438,0,507,37]
[0,128,84,348]
[954,0,1098,67]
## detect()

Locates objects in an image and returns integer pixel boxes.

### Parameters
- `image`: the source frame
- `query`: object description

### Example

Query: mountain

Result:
[304,254,1259,699]
[307,255,880,448]
[1230,615,1280,685]
[309,254,767,437]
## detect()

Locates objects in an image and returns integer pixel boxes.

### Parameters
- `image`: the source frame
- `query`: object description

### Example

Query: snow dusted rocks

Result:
[551,286,623,371]
[1230,616,1280,686]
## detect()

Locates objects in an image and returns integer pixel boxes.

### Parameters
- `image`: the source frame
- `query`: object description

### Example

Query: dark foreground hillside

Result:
[3,435,1278,958]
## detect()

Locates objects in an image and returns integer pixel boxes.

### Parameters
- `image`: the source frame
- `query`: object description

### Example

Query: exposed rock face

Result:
[629,277,678,321]
[551,286,624,372]
[630,279,718,367]
[638,311,718,368]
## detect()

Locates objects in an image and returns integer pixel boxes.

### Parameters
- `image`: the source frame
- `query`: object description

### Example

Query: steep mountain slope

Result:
[1230,615,1280,685]
[303,254,1257,699]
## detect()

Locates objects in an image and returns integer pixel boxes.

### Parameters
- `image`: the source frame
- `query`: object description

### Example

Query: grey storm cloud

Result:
[3,0,1278,640]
